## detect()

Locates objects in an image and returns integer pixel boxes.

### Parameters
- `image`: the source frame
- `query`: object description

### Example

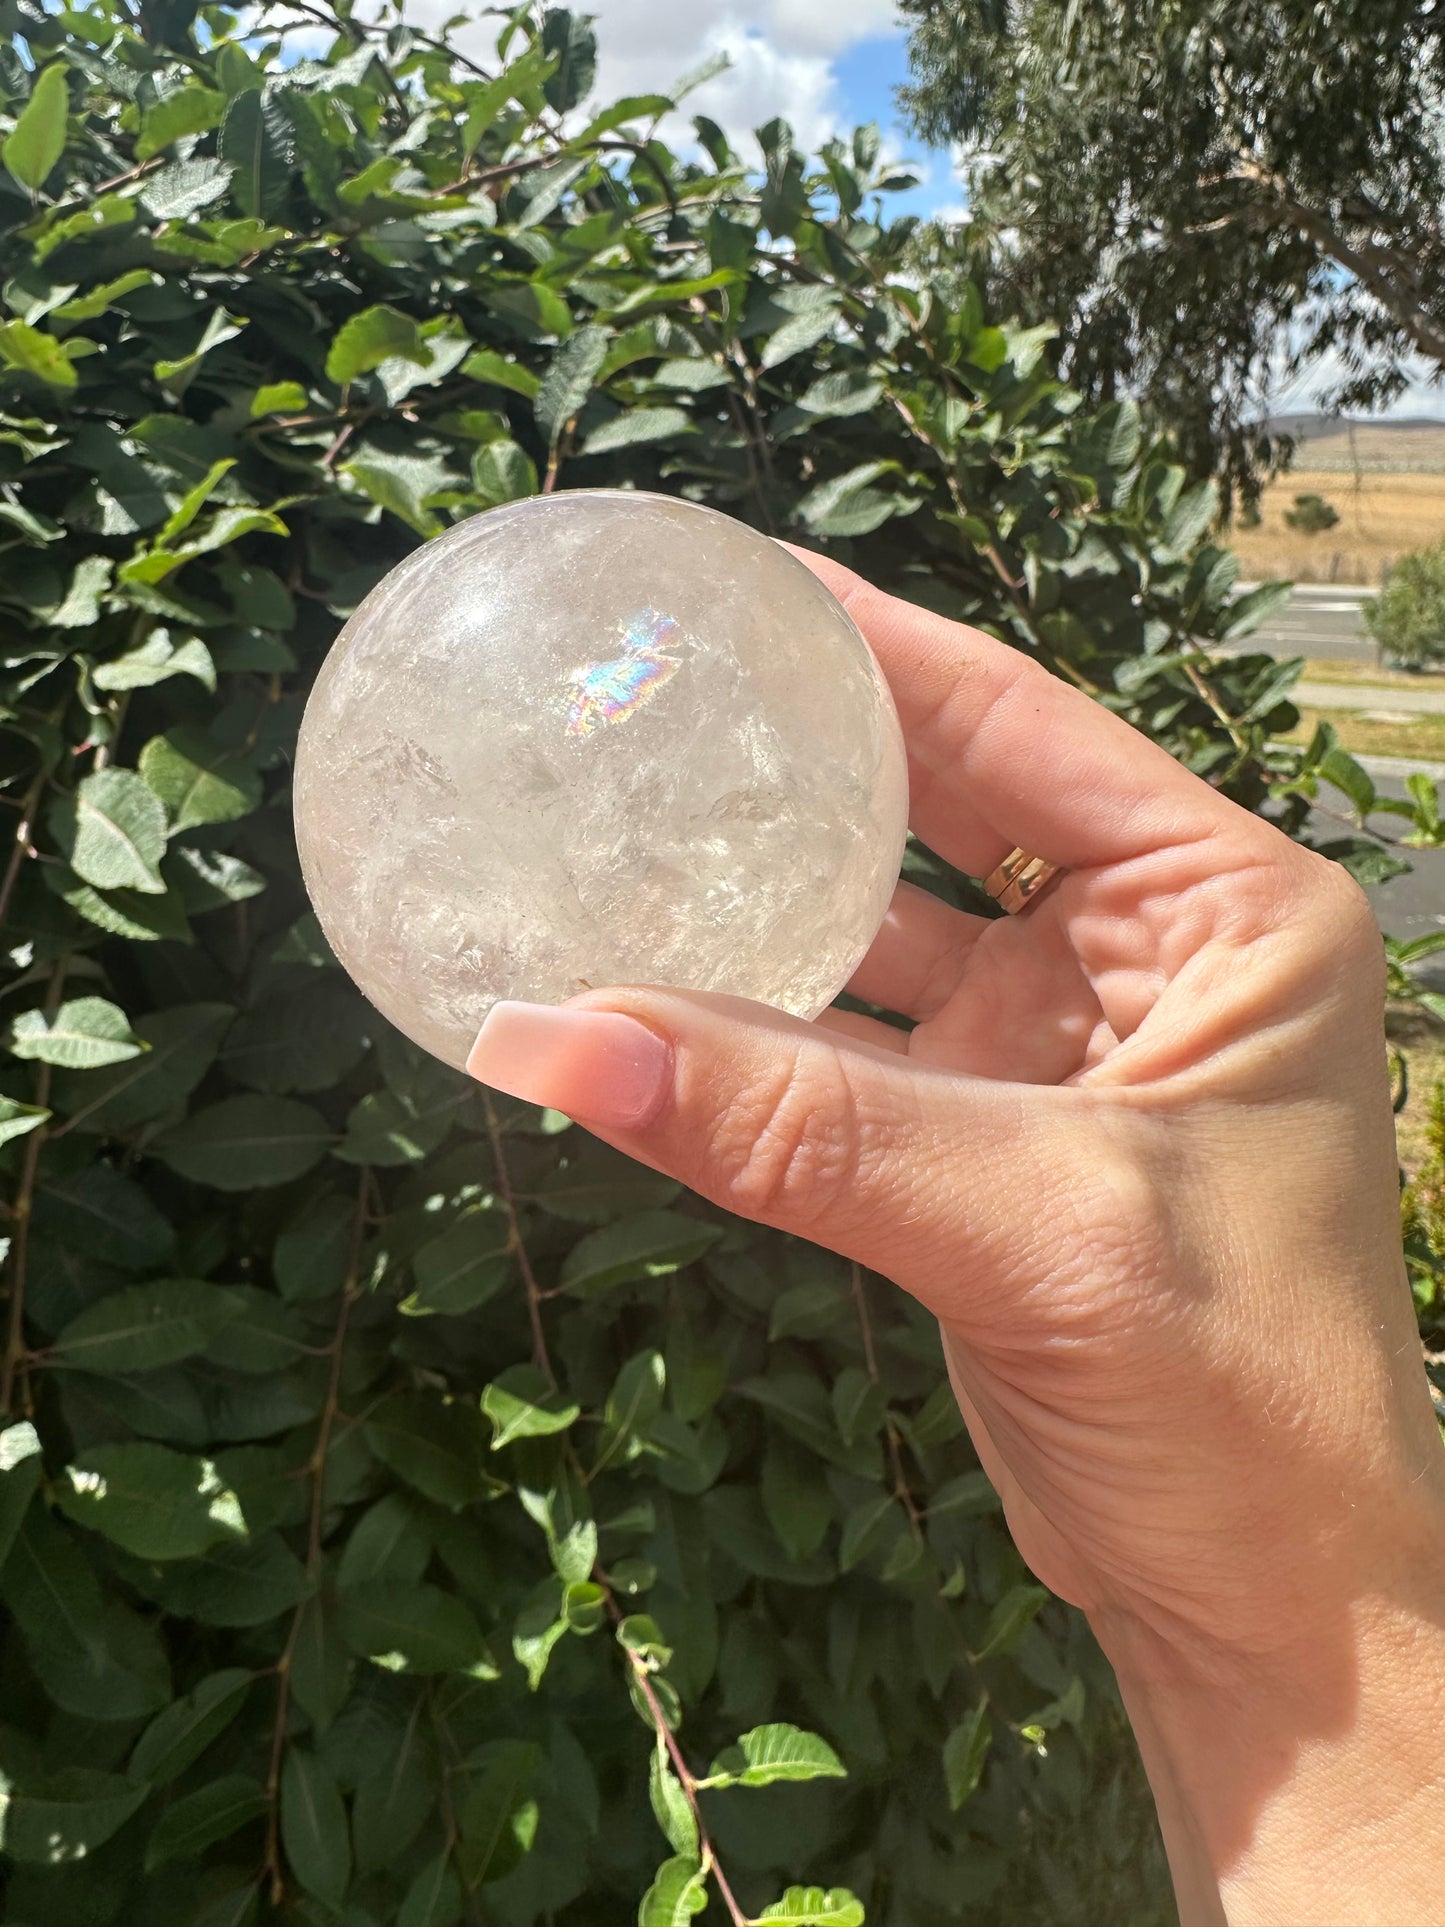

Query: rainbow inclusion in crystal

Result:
[564,609,682,737]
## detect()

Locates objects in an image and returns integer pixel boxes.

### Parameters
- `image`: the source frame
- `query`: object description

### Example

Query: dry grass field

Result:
[1229,468,1445,584]
[1284,703,1445,761]
[1286,419,1445,472]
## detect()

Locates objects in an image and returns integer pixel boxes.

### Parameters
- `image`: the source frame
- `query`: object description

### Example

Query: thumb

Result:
[467,987,1074,1310]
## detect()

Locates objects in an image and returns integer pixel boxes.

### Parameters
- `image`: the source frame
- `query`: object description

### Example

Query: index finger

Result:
[789,547,1243,877]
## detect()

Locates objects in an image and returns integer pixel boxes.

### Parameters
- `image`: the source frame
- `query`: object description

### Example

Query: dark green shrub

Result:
[1283,491,1341,533]
[1369,541,1445,667]
[0,5,1432,1925]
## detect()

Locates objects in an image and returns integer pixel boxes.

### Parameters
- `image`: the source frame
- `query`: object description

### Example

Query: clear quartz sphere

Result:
[292,489,909,1071]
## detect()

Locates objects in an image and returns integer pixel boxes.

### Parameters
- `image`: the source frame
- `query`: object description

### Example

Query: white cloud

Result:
[366,0,903,158]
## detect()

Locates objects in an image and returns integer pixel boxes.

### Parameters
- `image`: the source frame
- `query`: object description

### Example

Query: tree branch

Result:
[480,1091,555,1386]
[1229,160,1445,370]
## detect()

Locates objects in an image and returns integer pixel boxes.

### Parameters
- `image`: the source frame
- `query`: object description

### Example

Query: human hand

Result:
[468,553,1445,1925]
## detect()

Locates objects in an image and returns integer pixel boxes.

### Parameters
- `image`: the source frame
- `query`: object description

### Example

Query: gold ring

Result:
[983,847,1063,916]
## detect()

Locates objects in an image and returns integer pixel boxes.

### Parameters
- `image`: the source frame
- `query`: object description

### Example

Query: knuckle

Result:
[1298,848,1384,971]
[703,1045,866,1227]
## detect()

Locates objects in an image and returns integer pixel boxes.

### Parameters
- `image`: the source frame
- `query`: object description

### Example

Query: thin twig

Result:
[480,1091,555,1385]
[851,1262,922,1537]
[263,1171,370,1905]
[603,1588,748,1927]
[0,768,46,938]
[0,960,64,1415]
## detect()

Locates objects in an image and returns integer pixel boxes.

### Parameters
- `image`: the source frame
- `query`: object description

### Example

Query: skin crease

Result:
[467,552,1445,1927]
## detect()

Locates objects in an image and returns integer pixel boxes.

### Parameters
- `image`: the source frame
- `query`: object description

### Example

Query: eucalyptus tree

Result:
[901,0,1445,495]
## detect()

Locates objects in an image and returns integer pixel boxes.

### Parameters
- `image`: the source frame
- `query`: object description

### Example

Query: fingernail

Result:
[466,1002,672,1129]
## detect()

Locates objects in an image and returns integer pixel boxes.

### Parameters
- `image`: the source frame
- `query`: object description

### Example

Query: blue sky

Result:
[414,0,1440,417]
[829,30,955,218]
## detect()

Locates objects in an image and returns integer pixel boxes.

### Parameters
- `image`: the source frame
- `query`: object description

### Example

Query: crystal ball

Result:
[292,490,909,1071]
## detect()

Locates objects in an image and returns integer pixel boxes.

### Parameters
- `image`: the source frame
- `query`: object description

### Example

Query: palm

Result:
[832,826,1367,1631]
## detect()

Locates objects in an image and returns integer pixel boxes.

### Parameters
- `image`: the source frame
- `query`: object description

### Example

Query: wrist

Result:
[1091,1478,1445,1926]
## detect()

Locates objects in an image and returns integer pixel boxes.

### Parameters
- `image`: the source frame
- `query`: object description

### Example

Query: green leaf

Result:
[838,1491,902,1572]
[222,983,365,1095]
[406,1206,512,1315]
[52,1278,239,1374]
[145,1774,267,1869]
[1320,744,1377,817]
[0,1098,48,1148]
[51,269,156,325]
[93,630,216,692]
[130,1531,309,1628]
[536,322,610,442]
[559,1210,723,1295]
[529,1142,680,1222]
[399,1853,463,1927]
[337,1580,490,1674]
[0,1768,146,1863]
[151,1095,332,1190]
[47,553,113,625]
[794,370,883,418]
[55,768,167,894]
[337,1494,431,1589]
[250,379,309,416]
[327,303,427,386]
[3,61,69,193]
[462,348,540,397]
[49,1002,232,1134]
[33,1163,174,1272]
[54,872,193,944]
[482,1363,581,1447]
[580,406,692,455]
[760,293,840,369]
[2,1508,170,1719]
[756,1889,865,1925]
[470,437,538,505]
[1219,579,1293,641]
[217,87,295,220]
[290,1593,351,1732]
[1160,479,1219,559]
[151,306,245,391]
[512,1576,569,1688]
[638,1854,709,1925]
[57,1442,247,1559]
[973,1582,1050,1660]
[138,156,235,220]
[343,451,447,535]
[704,1723,846,1789]
[273,1188,355,1302]
[137,84,227,161]
[798,461,903,538]
[281,1750,351,1908]
[648,1741,698,1858]
[139,728,262,831]
[363,1392,490,1509]
[942,1702,991,1810]
[10,995,144,1069]
[350,1703,434,1868]
[0,1423,42,1574]
[129,1670,252,1786]
[456,1741,540,1887]
[337,1086,460,1165]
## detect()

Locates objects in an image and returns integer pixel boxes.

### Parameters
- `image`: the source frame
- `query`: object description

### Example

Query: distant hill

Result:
[1264,414,1445,472]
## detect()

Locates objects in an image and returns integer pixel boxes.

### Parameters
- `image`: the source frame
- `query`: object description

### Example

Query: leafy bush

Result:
[1283,490,1341,533]
[1369,540,1445,667]
[0,5,1433,1925]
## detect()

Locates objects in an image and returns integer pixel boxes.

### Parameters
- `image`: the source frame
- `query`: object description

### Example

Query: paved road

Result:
[1338,761,1445,972]
[1238,581,1377,664]
[1295,678,1445,714]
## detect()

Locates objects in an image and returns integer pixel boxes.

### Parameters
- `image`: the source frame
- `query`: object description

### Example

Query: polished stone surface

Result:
[293,490,909,1069]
